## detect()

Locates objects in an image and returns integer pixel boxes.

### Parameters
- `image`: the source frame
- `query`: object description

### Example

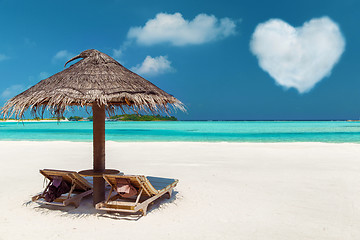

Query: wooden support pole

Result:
[92,103,106,206]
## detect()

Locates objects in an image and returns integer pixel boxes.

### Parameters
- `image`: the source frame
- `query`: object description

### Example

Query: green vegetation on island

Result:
[110,114,177,121]
[68,116,83,121]
[70,114,177,121]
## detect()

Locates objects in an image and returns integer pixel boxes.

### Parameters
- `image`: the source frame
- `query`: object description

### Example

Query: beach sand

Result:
[1,141,360,240]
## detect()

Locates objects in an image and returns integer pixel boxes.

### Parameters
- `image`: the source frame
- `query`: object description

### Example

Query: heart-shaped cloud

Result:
[250,17,345,93]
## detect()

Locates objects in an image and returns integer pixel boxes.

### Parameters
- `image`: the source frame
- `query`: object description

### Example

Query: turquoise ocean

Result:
[1,121,360,143]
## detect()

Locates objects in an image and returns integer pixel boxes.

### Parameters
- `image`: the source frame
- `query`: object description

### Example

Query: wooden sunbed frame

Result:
[32,169,93,208]
[95,174,178,216]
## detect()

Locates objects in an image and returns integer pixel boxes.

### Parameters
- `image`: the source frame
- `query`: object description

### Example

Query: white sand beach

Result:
[1,141,360,240]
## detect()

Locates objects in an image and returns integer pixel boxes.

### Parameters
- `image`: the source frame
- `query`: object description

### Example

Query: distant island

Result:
[1,114,177,122]
[70,114,177,122]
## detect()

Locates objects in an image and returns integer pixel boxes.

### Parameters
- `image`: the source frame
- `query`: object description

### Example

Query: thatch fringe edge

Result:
[1,93,185,119]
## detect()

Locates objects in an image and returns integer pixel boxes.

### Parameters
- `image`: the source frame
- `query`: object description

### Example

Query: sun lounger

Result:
[32,169,93,208]
[95,175,178,216]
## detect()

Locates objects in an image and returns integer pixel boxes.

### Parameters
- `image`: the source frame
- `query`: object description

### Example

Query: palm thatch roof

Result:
[1,49,184,118]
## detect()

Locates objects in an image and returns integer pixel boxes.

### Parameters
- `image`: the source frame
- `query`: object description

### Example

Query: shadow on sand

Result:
[24,190,180,221]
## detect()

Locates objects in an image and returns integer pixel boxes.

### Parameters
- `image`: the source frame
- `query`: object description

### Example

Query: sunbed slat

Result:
[33,169,94,208]
[97,174,178,216]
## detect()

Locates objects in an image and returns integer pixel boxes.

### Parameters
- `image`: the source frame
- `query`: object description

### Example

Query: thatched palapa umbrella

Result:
[1,49,184,205]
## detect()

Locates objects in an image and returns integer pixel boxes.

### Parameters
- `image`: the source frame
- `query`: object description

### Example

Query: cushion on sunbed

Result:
[52,176,62,187]
[45,177,71,202]
[116,178,137,198]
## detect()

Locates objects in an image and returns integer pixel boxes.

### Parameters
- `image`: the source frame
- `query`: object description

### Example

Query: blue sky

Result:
[0,0,359,120]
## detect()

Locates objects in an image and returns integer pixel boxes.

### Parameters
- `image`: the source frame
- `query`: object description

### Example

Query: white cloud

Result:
[1,84,26,99]
[112,41,132,61]
[250,16,345,93]
[113,48,123,59]
[127,12,236,46]
[39,72,50,79]
[52,50,75,63]
[0,53,8,61]
[131,55,174,76]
